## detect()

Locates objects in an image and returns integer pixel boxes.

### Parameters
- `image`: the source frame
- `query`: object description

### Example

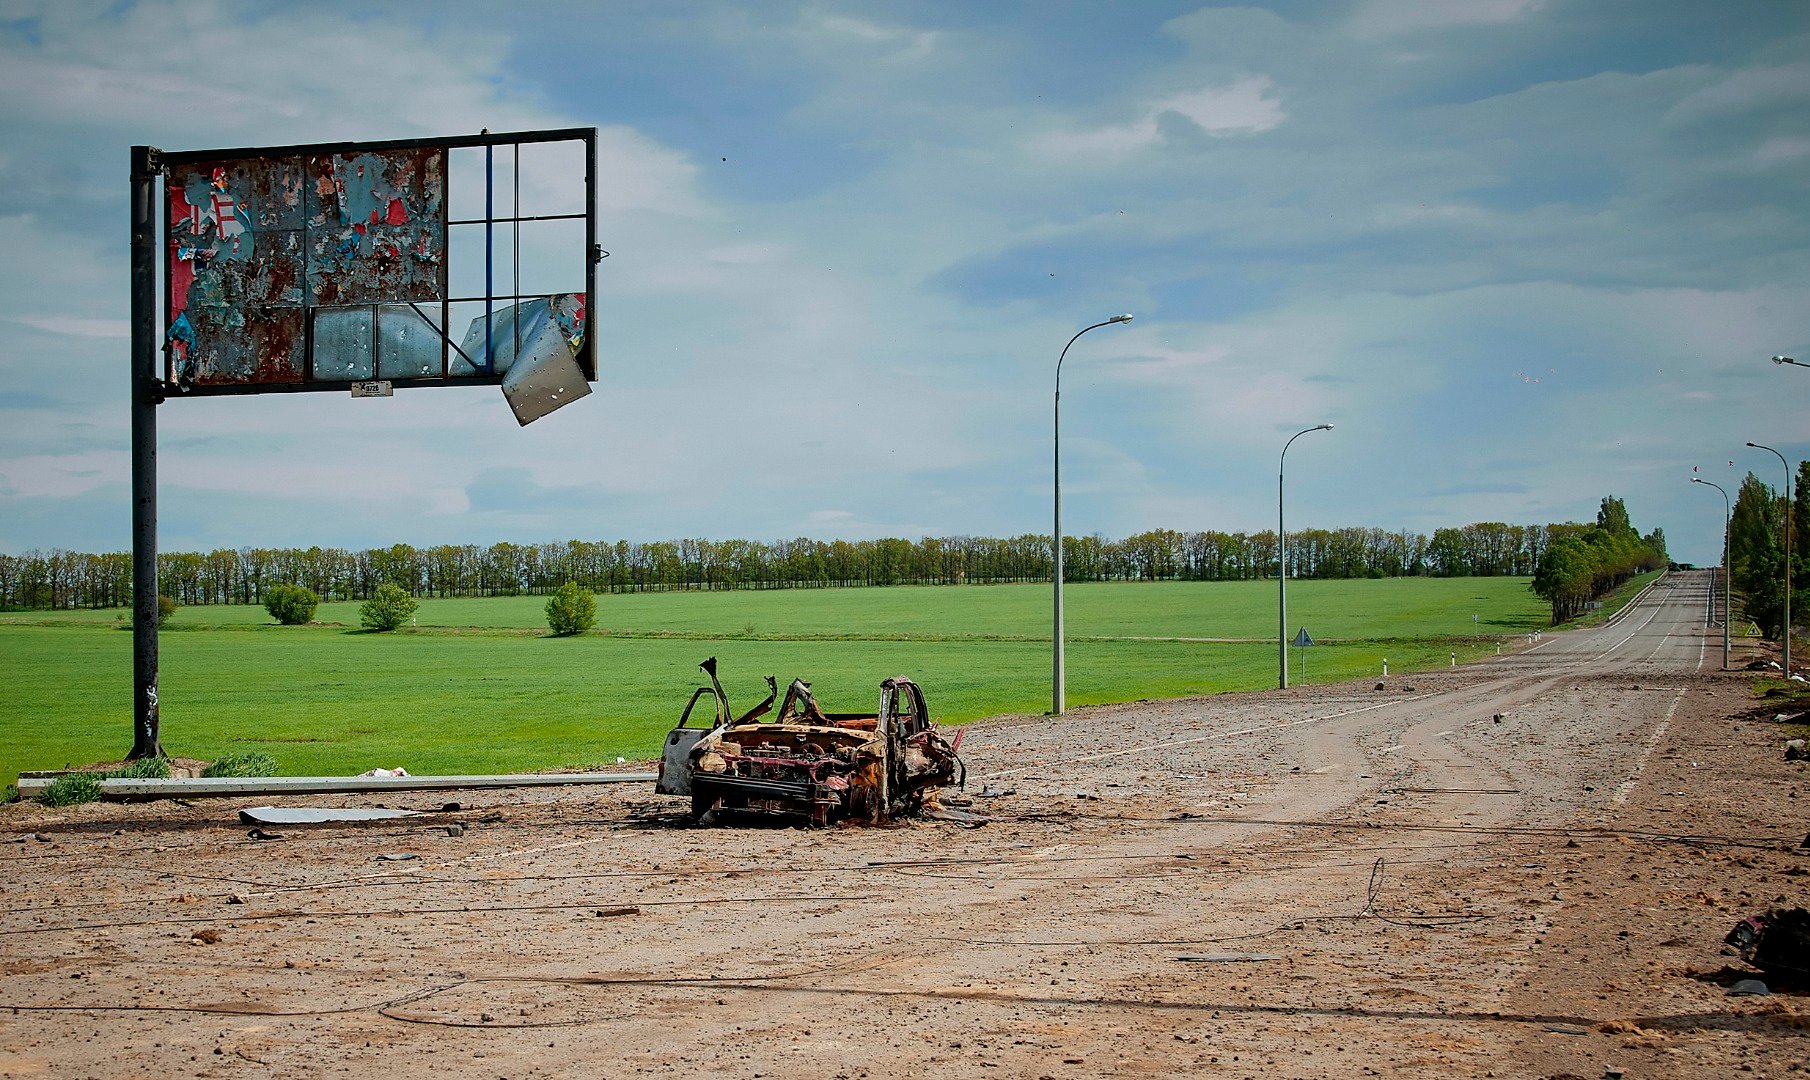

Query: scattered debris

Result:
[1729,978,1771,996]
[376,852,420,862]
[1786,740,1809,762]
[976,783,1016,798]
[1725,907,1810,977]
[1542,1025,1589,1036]
[920,806,991,827]
[190,929,221,945]
[238,806,422,825]
[592,906,639,918]
[358,767,412,778]
[658,657,964,826]
[1174,953,1281,963]
[245,828,285,842]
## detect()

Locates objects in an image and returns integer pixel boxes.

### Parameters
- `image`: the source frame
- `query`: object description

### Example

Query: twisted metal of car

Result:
[655,658,963,826]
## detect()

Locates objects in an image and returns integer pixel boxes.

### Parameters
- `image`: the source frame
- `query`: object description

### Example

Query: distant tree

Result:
[1426,528,1469,577]
[1530,496,1668,624]
[1731,472,1786,636]
[359,583,418,632]
[156,594,177,624]
[544,581,597,636]
[263,583,320,625]
[1596,496,1635,540]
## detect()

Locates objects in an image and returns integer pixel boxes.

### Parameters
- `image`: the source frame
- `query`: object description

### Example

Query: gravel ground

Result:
[3,570,1806,1079]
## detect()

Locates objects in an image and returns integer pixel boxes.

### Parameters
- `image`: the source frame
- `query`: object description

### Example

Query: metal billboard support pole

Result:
[129,144,163,759]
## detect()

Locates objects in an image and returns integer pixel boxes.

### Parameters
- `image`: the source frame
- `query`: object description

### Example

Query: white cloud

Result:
[8,315,127,338]
[810,13,940,60]
[1754,135,1810,167]
[1154,82,1287,134]
[1031,76,1284,160]
[1348,0,1546,38]
[1665,62,1810,128]
[0,448,123,498]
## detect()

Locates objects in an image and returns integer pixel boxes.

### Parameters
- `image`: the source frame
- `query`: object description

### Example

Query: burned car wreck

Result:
[655,658,963,826]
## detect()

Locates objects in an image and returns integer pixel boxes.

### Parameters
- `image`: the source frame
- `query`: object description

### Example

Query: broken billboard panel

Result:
[157,128,596,421]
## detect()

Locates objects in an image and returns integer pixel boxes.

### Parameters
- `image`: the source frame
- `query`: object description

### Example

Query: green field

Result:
[1,577,1558,782]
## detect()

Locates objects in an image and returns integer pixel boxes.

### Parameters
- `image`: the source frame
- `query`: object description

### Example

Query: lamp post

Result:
[1692,476,1731,670]
[1052,313,1134,716]
[1278,423,1332,689]
[1748,441,1793,678]
[1774,355,1808,371]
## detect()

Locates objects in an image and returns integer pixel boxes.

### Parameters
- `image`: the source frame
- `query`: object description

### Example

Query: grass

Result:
[2,576,1549,639]
[0,577,1558,783]
[201,751,279,778]
[31,755,170,806]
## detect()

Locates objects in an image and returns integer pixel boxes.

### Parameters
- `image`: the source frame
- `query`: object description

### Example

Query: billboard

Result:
[156,128,597,421]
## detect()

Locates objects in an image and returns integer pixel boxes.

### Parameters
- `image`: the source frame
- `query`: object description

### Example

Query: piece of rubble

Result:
[1725,907,1810,976]
[239,806,421,825]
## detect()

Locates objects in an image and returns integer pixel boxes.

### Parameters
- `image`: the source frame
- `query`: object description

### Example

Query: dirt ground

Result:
[4,570,1807,1079]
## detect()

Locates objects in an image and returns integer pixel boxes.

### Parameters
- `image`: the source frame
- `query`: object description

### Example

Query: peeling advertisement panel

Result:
[304,150,444,308]
[157,128,597,422]
[165,148,447,387]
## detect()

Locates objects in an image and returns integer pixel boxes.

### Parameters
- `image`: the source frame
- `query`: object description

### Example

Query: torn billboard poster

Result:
[165,148,447,387]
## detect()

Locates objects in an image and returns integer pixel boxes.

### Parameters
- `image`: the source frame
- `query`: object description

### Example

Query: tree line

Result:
[4,519,1610,611]
[1728,462,1810,639]
[1529,496,1670,623]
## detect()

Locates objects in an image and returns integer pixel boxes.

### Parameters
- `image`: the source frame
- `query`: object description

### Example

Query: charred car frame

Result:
[655,658,963,826]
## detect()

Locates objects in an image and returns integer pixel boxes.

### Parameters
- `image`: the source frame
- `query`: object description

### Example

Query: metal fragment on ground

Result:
[238,806,422,825]
[920,806,992,827]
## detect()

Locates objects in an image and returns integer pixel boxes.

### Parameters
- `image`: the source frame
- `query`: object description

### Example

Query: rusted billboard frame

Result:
[127,128,599,759]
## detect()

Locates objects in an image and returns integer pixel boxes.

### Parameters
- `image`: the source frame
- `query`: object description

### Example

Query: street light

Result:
[1052,313,1134,716]
[1774,356,1807,370]
[1279,423,1333,689]
[1692,476,1731,670]
[1747,441,1793,678]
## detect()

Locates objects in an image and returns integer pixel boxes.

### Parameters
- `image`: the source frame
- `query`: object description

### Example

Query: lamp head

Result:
[1777,355,1798,365]
[1318,423,1334,431]
[1109,313,1133,324]
[1747,441,1760,448]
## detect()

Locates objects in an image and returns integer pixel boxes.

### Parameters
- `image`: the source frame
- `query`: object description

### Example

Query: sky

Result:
[0,0,1805,566]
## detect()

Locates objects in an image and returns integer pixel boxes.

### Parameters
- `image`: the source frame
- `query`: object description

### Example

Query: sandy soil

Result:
[3,570,1807,1079]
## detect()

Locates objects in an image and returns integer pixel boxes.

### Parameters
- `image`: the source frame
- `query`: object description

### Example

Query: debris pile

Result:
[1725,907,1810,979]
